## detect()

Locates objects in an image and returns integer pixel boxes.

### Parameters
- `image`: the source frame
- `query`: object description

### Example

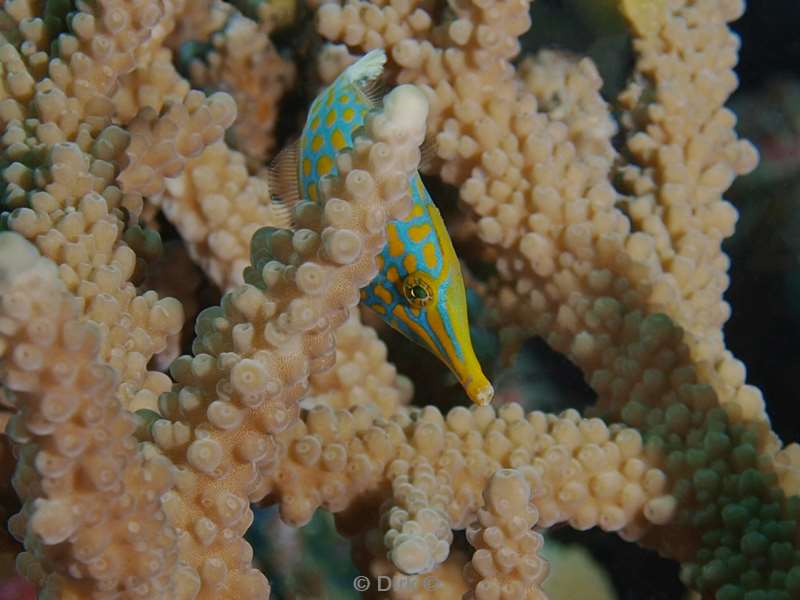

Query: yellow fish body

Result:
[275,50,493,405]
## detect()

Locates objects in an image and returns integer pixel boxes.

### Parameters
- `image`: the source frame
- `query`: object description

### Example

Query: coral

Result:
[143,240,208,370]
[0,0,797,599]
[316,0,762,425]
[272,401,669,562]
[0,233,179,597]
[157,140,287,291]
[0,0,191,415]
[177,1,297,167]
[312,0,800,593]
[305,310,414,417]
[463,469,548,599]
[149,80,430,596]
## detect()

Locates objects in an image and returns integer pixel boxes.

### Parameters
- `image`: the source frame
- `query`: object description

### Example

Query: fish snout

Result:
[457,369,495,407]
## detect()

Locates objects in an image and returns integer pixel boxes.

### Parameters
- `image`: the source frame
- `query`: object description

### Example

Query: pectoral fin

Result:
[267,139,301,227]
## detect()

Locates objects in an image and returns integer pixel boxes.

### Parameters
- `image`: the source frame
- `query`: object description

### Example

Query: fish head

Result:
[362,177,494,406]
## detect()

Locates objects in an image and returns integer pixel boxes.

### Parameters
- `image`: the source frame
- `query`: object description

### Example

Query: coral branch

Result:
[148,83,431,597]
[157,142,287,291]
[1,1,186,413]
[463,469,548,600]
[181,3,296,165]
[269,401,669,577]
[0,233,180,598]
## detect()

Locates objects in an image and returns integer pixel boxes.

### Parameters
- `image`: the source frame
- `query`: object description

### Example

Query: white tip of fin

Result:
[344,49,387,86]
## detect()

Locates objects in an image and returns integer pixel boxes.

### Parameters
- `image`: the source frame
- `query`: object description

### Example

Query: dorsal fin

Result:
[342,49,388,108]
[343,49,387,87]
[267,139,301,227]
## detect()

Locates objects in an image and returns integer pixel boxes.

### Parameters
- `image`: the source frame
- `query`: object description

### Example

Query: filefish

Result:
[270,50,493,406]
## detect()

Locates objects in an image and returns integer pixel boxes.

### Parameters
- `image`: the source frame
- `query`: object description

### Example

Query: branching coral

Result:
[0,0,797,599]
[463,469,548,599]
[173,0,296,167]
[2,0,429,594]
[0,233,179,597]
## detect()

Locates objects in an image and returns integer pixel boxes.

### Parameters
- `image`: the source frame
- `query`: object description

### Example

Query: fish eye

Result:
[401,272,434,308]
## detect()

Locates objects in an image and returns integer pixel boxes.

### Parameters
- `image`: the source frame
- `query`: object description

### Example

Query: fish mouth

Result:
[471,383,495,406]
[456,371,495,406]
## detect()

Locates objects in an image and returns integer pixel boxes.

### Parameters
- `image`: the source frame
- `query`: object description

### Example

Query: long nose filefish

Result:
[270,50,494,406]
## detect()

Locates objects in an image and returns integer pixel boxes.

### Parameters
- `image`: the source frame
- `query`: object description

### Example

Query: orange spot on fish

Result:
[318,155,333,176]
[339,95,351,104]
[343,108,356,122]
[408,224,430,243]
[303,158,311,177]
[312,135,324,152]
[332,129,346,151]
[403,254,417,272]
[374,284,393,304]
[387,266,399,282]
[387,225,404,257]
[325,110,337,127]
[311,116,321,130]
